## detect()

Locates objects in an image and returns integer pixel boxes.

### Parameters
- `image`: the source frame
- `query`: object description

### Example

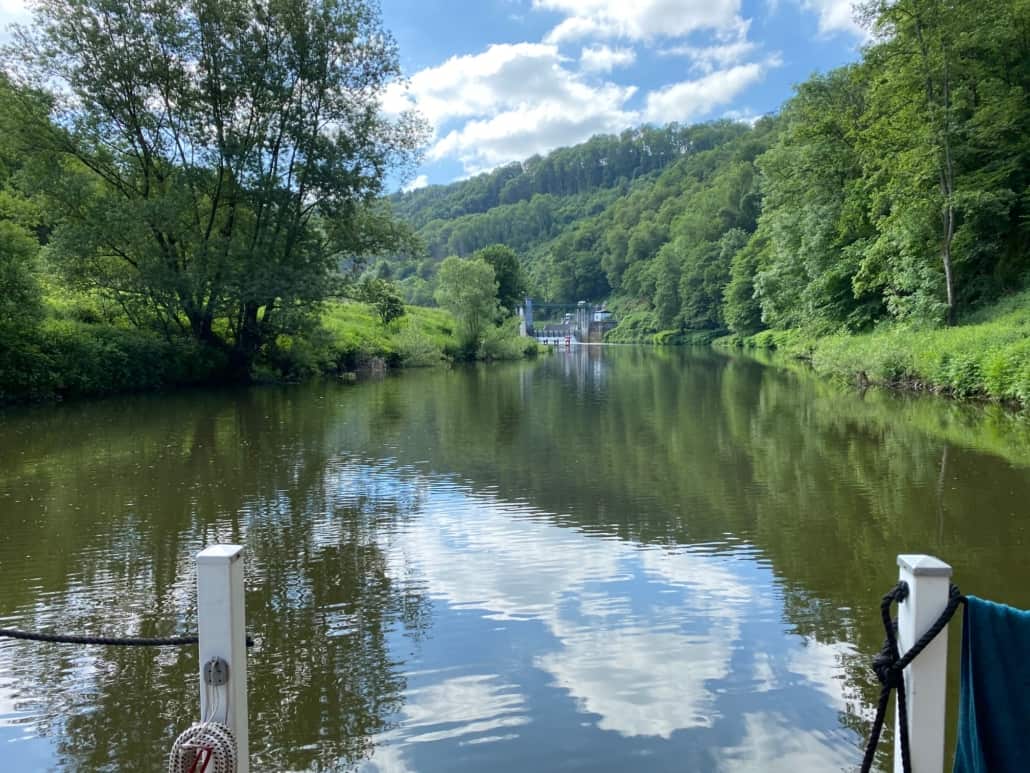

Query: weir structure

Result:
[519,298,616,343]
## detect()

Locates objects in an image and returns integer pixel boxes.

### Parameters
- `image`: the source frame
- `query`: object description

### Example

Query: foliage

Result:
[379,0,1028,381]
[7,0,426,376]
[604,310,660,343]
[434,256,500,354]
[320,301,454,370]
[478,318,536,361]
[0,319,227,403]
[729,288,1030,405]
[356,277,406,326]
[389,124,729,228]
[473,244,526,314]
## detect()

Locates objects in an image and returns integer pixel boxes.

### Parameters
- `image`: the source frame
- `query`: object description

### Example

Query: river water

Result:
[1,346,1028,771]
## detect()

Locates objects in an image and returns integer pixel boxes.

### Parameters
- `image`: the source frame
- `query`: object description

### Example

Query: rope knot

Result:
[872,646,902,688]
[869,643,902,688]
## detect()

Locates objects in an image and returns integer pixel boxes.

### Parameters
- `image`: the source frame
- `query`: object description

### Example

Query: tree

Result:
[434,256,498,352]
[357,277,405,326]
[0,76,48,398]
[473,244,526,314]
[8,0,426,376]
[723,233,766,336]
[858,0,1030,324]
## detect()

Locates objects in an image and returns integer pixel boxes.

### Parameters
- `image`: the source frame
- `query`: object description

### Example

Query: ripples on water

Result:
[2,347,1028,771]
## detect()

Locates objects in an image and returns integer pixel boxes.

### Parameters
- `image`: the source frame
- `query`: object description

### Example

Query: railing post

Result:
[895,554,953,773]
[197,545,249,773]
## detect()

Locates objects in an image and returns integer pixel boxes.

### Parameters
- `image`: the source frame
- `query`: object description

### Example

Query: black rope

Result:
[0,628,255,648]
[860,581,966,773]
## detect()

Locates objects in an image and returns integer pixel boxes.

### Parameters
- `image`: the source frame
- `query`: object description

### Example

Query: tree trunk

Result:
[228,302,262,382]
[941,200,956,325]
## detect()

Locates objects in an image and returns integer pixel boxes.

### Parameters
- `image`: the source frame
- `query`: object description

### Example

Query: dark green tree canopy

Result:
[473,244,526,314]
[383,0,1027,339]
[7,0,426,374]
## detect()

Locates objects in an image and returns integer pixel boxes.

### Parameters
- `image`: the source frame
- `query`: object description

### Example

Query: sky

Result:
[0,0,869,191]
[378,0,869,190]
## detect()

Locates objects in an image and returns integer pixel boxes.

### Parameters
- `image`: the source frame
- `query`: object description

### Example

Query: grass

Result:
[718,289,1030,407]
[3,296,540,404]
[320,301,458,369]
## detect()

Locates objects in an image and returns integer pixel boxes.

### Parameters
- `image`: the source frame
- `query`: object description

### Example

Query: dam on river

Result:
[519,298,616,343]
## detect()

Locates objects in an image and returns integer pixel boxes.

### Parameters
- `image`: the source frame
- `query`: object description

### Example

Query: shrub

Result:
[394,324,444,367]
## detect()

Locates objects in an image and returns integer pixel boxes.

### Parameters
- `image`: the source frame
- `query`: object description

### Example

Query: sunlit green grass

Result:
[320,300,457,367]
[722,289,1030,405]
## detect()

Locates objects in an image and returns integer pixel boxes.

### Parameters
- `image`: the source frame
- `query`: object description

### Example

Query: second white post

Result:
[894,554,953,773]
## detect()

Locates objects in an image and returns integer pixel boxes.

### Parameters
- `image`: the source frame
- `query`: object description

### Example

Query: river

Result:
[1,346,1028,771]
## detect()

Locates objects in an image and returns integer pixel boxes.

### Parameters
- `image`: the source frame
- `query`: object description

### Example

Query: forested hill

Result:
[386,0,1029,342]
[389,124,743,229]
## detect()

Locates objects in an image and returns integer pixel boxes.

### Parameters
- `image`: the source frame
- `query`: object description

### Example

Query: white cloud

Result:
[384,43,578,128]
[656,17,760,74]
[660,39,758,73]
[0,0,27,20]
[371,478,864,766]
[429,85,636,175]
[538,626,732,738]
[383,4,783,179]
[643,61,773,124]
[579,44,636,73]
[722,108,763,126]
[387,42,638,176]
[535,0,745,43]
[401,174,429,193]
[797,0,864,37]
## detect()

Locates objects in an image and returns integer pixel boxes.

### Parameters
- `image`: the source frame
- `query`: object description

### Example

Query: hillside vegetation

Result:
[0,0,542,404]
[386,0,1030,402]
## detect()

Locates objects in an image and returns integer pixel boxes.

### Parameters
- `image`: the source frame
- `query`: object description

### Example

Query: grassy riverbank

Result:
[1,300,540,404]
[715,289,1030,407]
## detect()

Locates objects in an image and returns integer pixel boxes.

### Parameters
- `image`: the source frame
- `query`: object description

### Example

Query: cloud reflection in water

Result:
[359,474,863,771]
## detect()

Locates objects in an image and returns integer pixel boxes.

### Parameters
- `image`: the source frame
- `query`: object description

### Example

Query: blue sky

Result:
[378,0,869,190]
[0,0,868,190]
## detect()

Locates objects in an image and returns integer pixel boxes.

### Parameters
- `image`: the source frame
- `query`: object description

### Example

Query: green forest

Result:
[2,0,1028,404]
[386,0,1030,403]
[0,0,539,404]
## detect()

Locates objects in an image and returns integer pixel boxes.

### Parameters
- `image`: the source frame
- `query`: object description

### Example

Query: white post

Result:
[197,545,249,773]
[894,554,953,773]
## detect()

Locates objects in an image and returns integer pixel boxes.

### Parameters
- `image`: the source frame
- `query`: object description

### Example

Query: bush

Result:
[394,324,444,367]
[478,319,530,361]
[605,310,660,343]
[1,320,226,402]
[776,288,1030,405]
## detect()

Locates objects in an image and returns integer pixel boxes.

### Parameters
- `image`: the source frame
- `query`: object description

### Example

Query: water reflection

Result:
[356,484,861,771]
[0,346,1027,770]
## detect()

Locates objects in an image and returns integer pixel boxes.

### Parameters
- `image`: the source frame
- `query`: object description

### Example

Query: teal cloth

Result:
[954,595,1030,772]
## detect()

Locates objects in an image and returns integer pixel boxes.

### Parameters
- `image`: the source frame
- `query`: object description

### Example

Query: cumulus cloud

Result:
[579,44,636,73]
[643,61,774,124]
[429,85,636,175]
[722,108,764,126]
[372,478,863,765]
[401,174,429,193]
[385,42,638,175]
[660,38,758,72]
[382,3,786,177]
[535,0,745,43]
[383,43,576,127]
[720,712,858,771]
[796,0,865,37]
